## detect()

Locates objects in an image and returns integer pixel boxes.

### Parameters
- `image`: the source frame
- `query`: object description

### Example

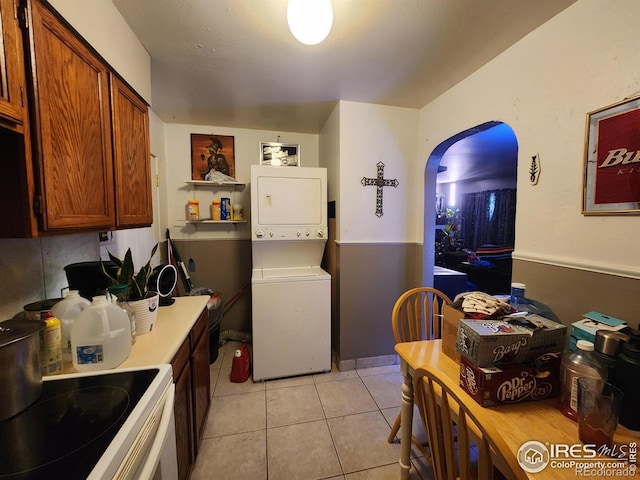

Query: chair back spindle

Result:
[392,287,451,343]
[413,367,529,480]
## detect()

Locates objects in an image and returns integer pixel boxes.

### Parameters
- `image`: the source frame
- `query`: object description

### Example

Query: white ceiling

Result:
[112,0,575,134]
[437,122,519,184]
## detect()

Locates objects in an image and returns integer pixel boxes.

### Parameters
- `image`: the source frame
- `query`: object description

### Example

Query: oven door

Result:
[130,382,177,480]
[92,366,177,480]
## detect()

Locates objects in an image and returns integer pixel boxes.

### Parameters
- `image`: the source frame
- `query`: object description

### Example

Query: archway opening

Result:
[423,121,518,298]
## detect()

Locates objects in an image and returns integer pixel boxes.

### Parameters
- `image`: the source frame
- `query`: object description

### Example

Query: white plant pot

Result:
[128,293,159,336]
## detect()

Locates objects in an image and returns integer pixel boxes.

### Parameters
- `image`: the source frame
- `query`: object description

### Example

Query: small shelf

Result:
[187,219,247,224]
[184,180,247,227]
[185,180,245,188]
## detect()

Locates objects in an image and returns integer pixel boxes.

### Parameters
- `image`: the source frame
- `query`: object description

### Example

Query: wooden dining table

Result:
[395,339,639,480]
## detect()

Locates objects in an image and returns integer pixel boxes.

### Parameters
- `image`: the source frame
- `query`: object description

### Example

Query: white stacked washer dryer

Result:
[250,165,331,381]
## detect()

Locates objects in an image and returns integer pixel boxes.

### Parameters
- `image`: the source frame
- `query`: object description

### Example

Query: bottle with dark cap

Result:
[593,329,629,383]
[613,328,640,430]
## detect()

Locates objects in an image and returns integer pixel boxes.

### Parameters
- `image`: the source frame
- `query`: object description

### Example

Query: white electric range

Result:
[0,364,176,480]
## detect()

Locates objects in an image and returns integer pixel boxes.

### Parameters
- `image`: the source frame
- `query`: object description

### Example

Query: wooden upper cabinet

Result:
[110,73,152,228]
[0,0,25,127]
[26,0,114,231]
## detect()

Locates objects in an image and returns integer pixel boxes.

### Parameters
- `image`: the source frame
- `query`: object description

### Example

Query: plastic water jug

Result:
[70,295,132,372]
[51,290,90,364]
[558,339,607,421]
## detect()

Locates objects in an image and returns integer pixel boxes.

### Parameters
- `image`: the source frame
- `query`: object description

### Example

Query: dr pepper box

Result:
[459,354,561,407]
[456,314,567,366]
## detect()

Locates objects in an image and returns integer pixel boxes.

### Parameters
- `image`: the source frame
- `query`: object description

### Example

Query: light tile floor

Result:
[191,341,435,480]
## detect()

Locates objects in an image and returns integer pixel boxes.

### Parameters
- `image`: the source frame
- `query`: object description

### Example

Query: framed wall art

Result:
[260,142,300,166]
[583,95,640,215]
[191,134,236,180]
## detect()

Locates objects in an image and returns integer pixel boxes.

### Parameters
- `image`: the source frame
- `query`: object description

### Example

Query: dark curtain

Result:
[461,188,516,250]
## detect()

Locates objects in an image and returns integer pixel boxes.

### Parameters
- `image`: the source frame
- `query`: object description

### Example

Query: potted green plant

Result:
[100,243,158,301]
[100,244,160,336]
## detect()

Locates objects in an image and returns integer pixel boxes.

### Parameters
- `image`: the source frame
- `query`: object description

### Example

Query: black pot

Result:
[64,261,118,301]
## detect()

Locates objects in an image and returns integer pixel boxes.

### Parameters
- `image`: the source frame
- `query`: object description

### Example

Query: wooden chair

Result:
[388,287,452,455]
[413,366,528,480]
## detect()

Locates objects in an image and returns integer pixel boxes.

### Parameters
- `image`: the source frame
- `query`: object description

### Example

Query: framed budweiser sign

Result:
[583,95,640,214]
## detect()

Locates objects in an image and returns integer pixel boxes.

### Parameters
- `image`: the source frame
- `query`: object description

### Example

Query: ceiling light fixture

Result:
[287,0,333,46]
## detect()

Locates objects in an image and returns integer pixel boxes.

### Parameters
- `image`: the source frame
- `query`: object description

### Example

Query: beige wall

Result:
[336,242,422,367]
[417,0,640,330]
[418,0,640,277]
[336,101,420,243]
[172,239,252,335]
[513,260,640,329]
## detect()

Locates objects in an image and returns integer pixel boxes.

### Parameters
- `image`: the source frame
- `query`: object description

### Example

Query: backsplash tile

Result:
[0,233,99,320]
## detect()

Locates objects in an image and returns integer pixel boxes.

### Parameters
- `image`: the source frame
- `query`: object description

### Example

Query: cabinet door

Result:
[173,359,194,480]
[0,0,24,127]
[110,74,152,228]
[27,0,114,231]
[191,319,211,456]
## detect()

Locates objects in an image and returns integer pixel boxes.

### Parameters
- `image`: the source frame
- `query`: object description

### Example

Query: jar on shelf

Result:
[187,199,199,221]
[212,200,221,221]
[233,204,244,220]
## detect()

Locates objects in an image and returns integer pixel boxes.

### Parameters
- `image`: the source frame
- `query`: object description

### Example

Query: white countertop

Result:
[119,295,210,368]
[57,295,210,374]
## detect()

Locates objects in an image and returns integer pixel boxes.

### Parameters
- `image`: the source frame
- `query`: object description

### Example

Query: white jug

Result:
[71,295,132,372]
[51,290,90,364]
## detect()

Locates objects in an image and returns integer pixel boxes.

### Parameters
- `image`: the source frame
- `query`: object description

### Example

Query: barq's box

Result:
[456,314,566,366]
[459,354,561,407]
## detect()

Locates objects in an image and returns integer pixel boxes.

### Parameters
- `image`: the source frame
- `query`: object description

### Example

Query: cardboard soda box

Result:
[570,311,626,350]
[459,353,561,407]
[456,314,566,366]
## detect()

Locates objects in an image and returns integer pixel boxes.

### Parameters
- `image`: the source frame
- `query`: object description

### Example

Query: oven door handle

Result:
[136,382,176,480]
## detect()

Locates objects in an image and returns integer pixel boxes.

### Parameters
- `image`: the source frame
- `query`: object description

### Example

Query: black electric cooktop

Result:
[0,369,159,480]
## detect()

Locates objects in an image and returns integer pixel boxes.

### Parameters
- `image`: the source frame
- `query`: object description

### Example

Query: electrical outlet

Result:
[98,231,114,245]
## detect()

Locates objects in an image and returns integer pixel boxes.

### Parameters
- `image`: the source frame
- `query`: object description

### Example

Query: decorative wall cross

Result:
[361,161,399,217]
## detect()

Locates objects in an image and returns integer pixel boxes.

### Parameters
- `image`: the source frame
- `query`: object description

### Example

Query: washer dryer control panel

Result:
[253,226,328,241]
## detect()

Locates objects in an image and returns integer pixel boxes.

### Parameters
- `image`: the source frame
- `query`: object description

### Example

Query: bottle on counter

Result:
[593,329,629,384]
[39,312,63,375]
[508,282,558,320]
[71,295,132,372]
[51,290,90,365]
[510,282,526,309]
[558,339,607,421]
[612,329,640,430]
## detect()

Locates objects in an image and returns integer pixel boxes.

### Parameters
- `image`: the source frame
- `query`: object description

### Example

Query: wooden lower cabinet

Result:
[171,308,211,480]
[191,317,211,455]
